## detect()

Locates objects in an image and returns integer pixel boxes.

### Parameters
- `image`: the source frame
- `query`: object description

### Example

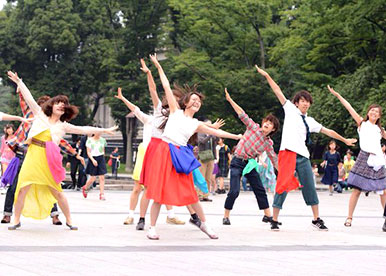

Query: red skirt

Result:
[140,137,162,186]
[143,140,198,206]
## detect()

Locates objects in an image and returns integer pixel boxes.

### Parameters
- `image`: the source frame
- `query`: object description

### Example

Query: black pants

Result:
[70,158,84,188]
[224,157,269,211]
[3,152,58,216]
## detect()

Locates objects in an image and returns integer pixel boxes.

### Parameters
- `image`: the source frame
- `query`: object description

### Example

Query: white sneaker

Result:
[147,227,159,240]
[200,223,218,239]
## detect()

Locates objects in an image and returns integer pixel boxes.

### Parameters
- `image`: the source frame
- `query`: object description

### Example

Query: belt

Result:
[31,138,46,148]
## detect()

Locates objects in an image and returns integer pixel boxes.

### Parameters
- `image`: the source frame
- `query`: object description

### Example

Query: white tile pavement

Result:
[0,189,385,275]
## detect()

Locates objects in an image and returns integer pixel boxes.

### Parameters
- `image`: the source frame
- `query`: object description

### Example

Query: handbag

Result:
[198,149,214,162]
[168,144,201,174]
[107,158,113,167]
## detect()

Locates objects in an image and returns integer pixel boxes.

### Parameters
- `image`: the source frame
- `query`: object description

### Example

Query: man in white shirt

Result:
[256,65,356,231]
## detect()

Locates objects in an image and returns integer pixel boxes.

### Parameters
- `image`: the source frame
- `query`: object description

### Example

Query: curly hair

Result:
[42,95,79,122]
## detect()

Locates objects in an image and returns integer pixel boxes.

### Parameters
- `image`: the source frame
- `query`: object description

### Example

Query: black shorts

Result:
[86,155,107,176]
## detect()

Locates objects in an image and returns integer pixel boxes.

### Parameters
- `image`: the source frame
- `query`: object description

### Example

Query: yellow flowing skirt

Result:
[15,130,61,220]
[132,143,147,181]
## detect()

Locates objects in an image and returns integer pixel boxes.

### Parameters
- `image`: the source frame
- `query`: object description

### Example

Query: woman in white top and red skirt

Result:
[143,54,241,240]
[327,86,386,230]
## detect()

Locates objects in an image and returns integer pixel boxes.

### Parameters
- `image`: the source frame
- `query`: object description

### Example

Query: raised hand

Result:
[327,85,340,97]
[345,138,357,147]
[7,71,21,84]
[104,125,119,135]
[140,59,150,74]
[224,88,232,102]
[255,65,268,77]
[149,54,160,68]
[212,118,225,129]
[114,87,124,100]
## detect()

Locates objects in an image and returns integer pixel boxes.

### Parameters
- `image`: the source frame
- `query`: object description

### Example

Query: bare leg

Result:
[190,202,206,222]
[224,209,230,218]
[129,181,142,211]
[348,188,361,218]
[13,185,31,225]
[311,205,319,220]
[263,208,272,217]
[218,177,224,190]
[380,192,386,209]
[150,202,162,226]
[186,205,195,214]
[165,205,172,211]
[83,175,96,190]
[99,175,105,195]
[139,187,150,218]
[273,207,280,221]
[49,187,73,225]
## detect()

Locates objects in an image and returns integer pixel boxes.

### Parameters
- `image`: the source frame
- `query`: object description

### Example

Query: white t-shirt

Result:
[151,101,164,139]
[133,107,153,147]
[162,110,200,146]
[86,137,107,157]
[0,112,3,121]
[279,100,323,159]
[358,120,385,170]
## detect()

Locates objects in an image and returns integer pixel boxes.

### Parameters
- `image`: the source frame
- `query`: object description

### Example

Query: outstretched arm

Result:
[320,127,357,146]
[255,65,286,105]
[7,71,40,115]
[205,119,225,129]
[225,88,244,115]
[114,87,137,112]
[149,54,178,113]
[114,87,152,125]
[1,112,32,124]
[140,59,159,108]
[327,85,362,126]
[197,123,242,140]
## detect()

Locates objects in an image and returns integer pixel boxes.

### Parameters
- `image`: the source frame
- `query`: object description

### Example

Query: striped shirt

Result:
[234,113,278,168]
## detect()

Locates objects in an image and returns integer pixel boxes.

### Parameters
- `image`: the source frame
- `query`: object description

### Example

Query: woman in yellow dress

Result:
[7,71,117,230]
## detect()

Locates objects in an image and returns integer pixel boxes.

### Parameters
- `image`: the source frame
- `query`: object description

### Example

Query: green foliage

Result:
[0,0,385,158]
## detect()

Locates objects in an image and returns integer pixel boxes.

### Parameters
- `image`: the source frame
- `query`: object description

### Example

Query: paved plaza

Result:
[0,188,385,275]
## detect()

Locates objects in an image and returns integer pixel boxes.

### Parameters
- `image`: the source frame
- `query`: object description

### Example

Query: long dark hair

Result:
[4,124,15,139]
[42,95,79,122]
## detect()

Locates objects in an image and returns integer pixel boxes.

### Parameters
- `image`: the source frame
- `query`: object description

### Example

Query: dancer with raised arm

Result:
[7,71,117,230]
[114,83,184,227]
[255,66,356,231]
[222,88,280,226]
[144,54,241,240]
[1,90,84,225]
[327,85,386,230]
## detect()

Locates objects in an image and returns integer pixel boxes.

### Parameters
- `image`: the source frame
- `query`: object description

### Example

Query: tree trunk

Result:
[90,94,104,120]
[253,23,265,68]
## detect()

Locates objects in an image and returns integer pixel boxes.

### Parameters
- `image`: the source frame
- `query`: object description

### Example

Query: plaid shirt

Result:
[234,113,278,168]
[7,92,76,156]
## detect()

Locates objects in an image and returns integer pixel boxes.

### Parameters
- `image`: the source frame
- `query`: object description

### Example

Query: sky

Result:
[0,1,7,10]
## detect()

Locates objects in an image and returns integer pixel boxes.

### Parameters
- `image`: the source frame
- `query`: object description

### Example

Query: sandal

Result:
[344,217,352,227]
[66,223,78,231]
[82,186,88,198]
[8,222,21,230]
[1,215,11,224]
